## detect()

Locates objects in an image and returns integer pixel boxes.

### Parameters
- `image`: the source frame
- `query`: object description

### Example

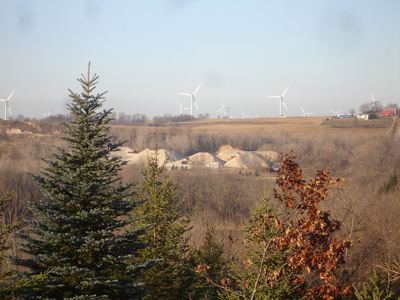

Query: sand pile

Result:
[216,145,240,155]
[110,147,137,163]
[224,151,271,169]
[129,148,185,166]
[188,152,225,166]
[216,149,241,161]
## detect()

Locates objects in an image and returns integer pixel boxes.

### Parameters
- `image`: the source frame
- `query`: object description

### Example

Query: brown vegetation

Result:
[1,116,400,292]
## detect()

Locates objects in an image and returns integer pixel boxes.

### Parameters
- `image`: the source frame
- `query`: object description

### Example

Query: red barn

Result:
[378,109,398,118]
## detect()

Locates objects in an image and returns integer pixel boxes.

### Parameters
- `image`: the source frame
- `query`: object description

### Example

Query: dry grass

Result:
[1,117,400,285]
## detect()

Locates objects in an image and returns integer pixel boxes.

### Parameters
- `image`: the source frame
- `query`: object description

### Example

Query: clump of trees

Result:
[11,64,156,299]
[197,152,352,299]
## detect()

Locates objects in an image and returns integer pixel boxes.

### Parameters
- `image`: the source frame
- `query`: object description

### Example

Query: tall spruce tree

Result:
[133,146,193,300]
[12,63,154,299]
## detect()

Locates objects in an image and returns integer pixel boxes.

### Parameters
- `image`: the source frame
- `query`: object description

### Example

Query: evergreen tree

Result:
[133,146,193,300]
[216,195,298,300]
[12,63,154,299]
[191,226,228,300]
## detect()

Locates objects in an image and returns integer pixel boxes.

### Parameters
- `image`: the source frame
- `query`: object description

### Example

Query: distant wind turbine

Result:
[178,83,202,116]
[369,93,385,110]
[216,102,226,119]
[331,110,341,115]
[268,85,289,117]
[299,106,313,117]
[177,102,189,115]
[43,111,53,118]
[241,111,250,119]
[0,90,15,120]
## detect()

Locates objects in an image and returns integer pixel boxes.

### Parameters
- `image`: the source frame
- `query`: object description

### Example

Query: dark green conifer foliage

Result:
[216,194,299,300]
[12,64,153,299]
[191,226,228,300]
[133,146,193,300]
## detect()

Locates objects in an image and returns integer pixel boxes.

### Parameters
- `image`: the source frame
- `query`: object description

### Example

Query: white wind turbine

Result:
[177,101,189,115]
[0,90,15,120]
[331,110,341,115]
[369,93,377,110]
[241,111,250,119]
[43,111,53,118]
[268,85,289,117]
[299,106,313,117]
[369,93,385,110]
[178,83,202,116]
[216,102,226,118]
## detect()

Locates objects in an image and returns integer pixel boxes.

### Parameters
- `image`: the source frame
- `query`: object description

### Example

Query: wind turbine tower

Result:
[0,90,15,120]
[268,86,289,117]
[216,102,226,119]
[178,83,202,116]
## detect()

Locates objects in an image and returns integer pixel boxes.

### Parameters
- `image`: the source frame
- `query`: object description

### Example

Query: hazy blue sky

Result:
[0,0,399,119]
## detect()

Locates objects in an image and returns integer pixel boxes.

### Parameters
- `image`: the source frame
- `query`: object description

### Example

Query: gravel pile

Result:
[224,151,271,169]
[125,148,185,166]
[188,152,225,166]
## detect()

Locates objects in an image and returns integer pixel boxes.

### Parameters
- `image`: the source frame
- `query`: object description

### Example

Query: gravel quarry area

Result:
[113,146,280,171]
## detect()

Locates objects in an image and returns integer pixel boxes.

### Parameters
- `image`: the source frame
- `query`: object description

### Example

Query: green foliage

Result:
[353,270,397,300]
[133,145,193,300]
[190,226,228,300]
[12,64,154,299]
[216,190,299,300]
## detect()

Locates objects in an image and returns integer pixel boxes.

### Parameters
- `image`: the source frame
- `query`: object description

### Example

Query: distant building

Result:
[338,114,352,119]
[378,108,398,118]
[356,114,369,120]
[205,161,222,169]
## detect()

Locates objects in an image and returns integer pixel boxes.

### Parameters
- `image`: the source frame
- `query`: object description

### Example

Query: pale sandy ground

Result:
[113,146,279,170]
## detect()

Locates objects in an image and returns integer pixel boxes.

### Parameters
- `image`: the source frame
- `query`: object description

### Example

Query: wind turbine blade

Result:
[193,83,202,95]
[370,93,375,103]
[194,100,199,111]
[7,90,15,101]
[268,96,280,99]
[281,86,289,97]
[178,101,183,109]
[283,101,288,110]
[178,93,191,96]
[300,106,305,114]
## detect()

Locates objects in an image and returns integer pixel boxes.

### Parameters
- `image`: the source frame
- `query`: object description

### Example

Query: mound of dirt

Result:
[224,151,271,169]
[129,148,185,166]
[112,146,138,163]
[217,144,240,155]
[188,152,225,166]
[216,149,241,161]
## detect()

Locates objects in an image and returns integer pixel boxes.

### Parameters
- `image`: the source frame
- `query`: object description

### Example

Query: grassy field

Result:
[112,115,397,136]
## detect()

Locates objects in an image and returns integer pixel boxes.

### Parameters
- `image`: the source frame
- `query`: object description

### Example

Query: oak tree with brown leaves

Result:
[273,151,351,300]
[199,151,351,300]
